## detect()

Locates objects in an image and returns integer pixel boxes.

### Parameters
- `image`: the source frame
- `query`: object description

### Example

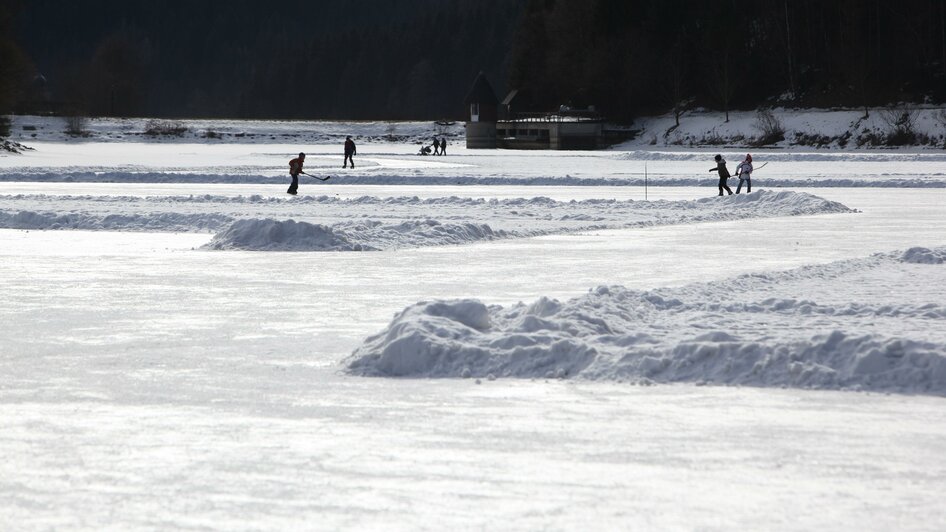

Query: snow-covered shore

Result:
[624,106,946,150]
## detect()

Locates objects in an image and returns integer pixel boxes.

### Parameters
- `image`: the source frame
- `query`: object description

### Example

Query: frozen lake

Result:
[3,126,946,529]
[2,182,946,530]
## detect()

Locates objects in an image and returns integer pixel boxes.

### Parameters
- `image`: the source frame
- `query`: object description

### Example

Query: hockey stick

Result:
[737,161,766,179]
[302,172,331,181]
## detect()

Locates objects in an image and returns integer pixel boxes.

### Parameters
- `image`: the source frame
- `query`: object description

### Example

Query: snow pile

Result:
[203,218,506,251]
[713,189,851,216]
[338,219,507,249]
[202,219,373,251]
[347,248,946,395]
[901,247,946,264]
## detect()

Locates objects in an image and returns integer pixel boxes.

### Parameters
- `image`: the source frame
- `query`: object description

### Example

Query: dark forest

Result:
[2,0,946,122]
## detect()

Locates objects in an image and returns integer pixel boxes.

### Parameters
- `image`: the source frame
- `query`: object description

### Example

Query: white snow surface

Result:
[4,118,946,530]
[347,249,946,395]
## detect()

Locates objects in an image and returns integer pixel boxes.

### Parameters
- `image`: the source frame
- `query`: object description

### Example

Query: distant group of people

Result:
[289,137,756,197]
[709,153,753,196]
[286,135,358,194]
[419,137,449,156]
[288,135,456,194]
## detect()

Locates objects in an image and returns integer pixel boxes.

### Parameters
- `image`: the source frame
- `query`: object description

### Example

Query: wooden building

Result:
[464,74,607,150]
[463,72,499,149]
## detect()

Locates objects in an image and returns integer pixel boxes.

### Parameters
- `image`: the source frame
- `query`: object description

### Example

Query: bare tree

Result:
[782,0,797,99]
[879,106,920,145]
[0,15,28,137]
[664,38,689,130]
[752,109,785,145]
[707,48,737,123]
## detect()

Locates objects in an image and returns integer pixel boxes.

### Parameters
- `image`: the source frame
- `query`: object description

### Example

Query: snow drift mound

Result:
[203,218,506,251]
[347,247,946,395]
[203,219,374,251]
[901,247,946,264]
[337,219,507,249]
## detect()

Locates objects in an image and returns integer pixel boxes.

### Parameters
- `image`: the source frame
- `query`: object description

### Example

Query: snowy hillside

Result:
[623,106,946,150]
[8,115,465,145]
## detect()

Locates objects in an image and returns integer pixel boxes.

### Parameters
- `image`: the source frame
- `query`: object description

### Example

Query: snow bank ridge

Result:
[7,170,946,188]
[202,219,373,251]
[202,218,505,251]
[0,210,233,232]
[0,190,847,247]
[347,251,946,395]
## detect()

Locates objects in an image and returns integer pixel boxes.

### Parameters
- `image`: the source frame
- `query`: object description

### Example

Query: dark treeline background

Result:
[510,0,946,121]
[8,0,522,120]
[3,0,946,122]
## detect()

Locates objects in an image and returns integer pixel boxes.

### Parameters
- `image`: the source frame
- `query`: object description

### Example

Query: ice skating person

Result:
[287,152,305,195]
[439,137,447,155]
[432,138,441,156]
[343,136,356,168]
[735,153,753,194]
[709,154,733,196]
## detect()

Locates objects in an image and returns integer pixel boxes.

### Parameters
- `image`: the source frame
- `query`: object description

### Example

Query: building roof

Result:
[501,89,519,106]
[463,72,499,105]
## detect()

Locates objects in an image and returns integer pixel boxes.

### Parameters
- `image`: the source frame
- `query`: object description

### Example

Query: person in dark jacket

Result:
[432,138,441,156]
[343,136,356,168]
[287,152,305,195]
[439,137,447,155]
[709,154,733,196]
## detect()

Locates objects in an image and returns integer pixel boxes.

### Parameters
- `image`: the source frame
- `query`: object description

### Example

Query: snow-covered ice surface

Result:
[0,190,852,250]
[3,119,946,530]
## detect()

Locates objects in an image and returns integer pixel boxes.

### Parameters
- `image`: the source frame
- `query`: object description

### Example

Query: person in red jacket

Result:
[343,136,356,168]
[287,152,305,195]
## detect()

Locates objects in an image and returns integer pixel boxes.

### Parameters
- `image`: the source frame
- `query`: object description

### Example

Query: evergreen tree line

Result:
[8,0,522,120]
[510,0,946,121]
[0,0,29,134]
[3,0,946,122]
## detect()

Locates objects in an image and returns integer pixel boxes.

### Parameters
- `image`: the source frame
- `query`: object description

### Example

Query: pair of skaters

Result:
[709,154,753,196]
[286,136,357,195]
